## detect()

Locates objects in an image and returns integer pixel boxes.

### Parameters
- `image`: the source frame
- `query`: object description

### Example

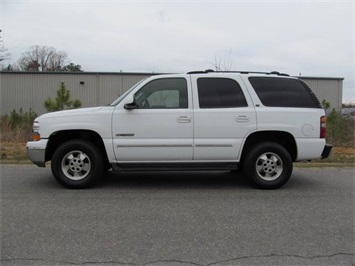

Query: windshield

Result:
[110,78,148,106]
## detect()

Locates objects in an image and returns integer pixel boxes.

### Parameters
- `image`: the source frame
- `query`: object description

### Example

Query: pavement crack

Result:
[0,258,202,266]
[206,252,354,265]
[0,258,133,265]
[1,252,353,266]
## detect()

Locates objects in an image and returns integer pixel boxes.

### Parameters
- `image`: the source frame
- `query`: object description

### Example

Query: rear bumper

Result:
[321,144,333,159]
[26,139,48,167]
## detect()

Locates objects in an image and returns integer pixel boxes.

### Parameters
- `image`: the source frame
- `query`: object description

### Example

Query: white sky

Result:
[1,0,354,103]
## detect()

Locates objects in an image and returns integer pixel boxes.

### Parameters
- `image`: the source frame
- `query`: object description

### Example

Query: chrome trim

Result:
[116,133,135,137]
[116,144,193,148]
[195,144,233,147]
[26,139,48,167]
[117,144,232,148]
[27,147,46,167]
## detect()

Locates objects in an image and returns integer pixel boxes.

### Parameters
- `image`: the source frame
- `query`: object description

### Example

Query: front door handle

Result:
[177,116,191,123]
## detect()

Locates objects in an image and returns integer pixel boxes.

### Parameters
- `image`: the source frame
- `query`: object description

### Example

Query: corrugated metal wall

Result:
[0,72,343,115]
[0,72,152,115]
[301,77,343,112]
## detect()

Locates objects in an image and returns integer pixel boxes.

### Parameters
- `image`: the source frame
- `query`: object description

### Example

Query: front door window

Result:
[135,78,188,109]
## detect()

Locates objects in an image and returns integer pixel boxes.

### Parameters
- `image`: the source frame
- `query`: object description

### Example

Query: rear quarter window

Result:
[249,77,321,108]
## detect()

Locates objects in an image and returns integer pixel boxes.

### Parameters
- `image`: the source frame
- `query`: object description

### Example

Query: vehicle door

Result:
[190,74,257,161]
[112,76,193,162]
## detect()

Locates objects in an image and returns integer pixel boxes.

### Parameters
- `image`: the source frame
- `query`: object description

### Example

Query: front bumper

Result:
[321,144,333,159]
[26,139,48,167]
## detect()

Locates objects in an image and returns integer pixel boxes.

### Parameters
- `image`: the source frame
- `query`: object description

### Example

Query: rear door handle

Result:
[177,116,191,123]
[236,115,250,123]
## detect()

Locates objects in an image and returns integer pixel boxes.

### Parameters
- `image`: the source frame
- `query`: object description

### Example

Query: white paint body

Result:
[27,73,327,166]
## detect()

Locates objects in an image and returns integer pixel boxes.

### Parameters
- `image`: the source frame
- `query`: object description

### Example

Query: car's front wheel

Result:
[244,142,293,189]
[51,140,104,189]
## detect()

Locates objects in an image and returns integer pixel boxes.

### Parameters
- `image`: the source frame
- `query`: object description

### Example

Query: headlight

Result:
[32,121,41,141]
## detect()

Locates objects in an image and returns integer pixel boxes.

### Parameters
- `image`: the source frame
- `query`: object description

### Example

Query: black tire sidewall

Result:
[244,142,293,189]
[51,140,104,189]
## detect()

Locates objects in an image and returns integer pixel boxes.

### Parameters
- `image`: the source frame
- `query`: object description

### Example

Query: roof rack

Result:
[187,70,289,76]
[187,69,215,74]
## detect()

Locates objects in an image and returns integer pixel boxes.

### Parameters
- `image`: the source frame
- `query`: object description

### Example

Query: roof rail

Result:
[186,69,214,74]
[268,71,290,77]
[187,70,289,76]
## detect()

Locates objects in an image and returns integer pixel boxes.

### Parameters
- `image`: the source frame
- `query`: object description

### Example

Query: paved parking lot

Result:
[0,166,354,265]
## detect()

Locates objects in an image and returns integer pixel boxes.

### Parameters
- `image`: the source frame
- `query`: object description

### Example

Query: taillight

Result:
[320,116,326,138]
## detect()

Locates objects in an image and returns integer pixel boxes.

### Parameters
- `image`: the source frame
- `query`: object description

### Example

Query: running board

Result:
[111,162,239,172]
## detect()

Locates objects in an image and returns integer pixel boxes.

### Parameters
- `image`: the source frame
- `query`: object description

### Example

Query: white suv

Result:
[27,70,332,189]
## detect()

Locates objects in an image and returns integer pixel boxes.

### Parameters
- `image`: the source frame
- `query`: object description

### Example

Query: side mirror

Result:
[123,95,138,110]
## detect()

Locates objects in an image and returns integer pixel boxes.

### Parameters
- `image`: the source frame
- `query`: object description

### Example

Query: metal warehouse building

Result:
[0,71,343,115]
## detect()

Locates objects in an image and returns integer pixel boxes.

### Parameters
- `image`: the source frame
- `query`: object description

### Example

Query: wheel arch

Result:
[241,131,297,162]
[45,130,109,165]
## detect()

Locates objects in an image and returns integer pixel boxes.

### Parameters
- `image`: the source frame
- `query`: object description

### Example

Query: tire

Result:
[104,163,112,172]
[51,140,104,189]
[243,142,293,189]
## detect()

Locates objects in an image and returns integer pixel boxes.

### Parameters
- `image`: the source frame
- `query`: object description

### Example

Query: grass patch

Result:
[295,146,354,168]
[0,141,31,164]
[1,142,354,167]
[1,108,36,142]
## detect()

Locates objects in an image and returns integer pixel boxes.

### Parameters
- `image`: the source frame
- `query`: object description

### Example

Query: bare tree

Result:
[18,45,68,71]
[211,49,235,71]
[0,29,11,63]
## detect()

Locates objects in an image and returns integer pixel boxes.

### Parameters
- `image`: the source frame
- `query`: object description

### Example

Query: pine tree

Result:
[44,82,82,112]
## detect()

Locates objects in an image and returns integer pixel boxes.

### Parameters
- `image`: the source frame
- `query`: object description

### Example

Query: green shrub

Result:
[322,100,354,146]
[326,108,354,145]
[0,108,37,141]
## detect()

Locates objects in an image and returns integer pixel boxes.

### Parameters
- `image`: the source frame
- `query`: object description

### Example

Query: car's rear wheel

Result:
[244,142,293,189]
[51,140,104,189]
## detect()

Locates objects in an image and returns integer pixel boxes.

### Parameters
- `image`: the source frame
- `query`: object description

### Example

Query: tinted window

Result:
[249,77,321,108]
[197,78,247,108]
[135,78,188,109]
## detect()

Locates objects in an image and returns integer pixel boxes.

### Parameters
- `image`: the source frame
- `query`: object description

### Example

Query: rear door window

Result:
[197,78,247,108]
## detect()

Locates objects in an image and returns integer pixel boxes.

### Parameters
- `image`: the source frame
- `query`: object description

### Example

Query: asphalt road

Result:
[0,165,354,266]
